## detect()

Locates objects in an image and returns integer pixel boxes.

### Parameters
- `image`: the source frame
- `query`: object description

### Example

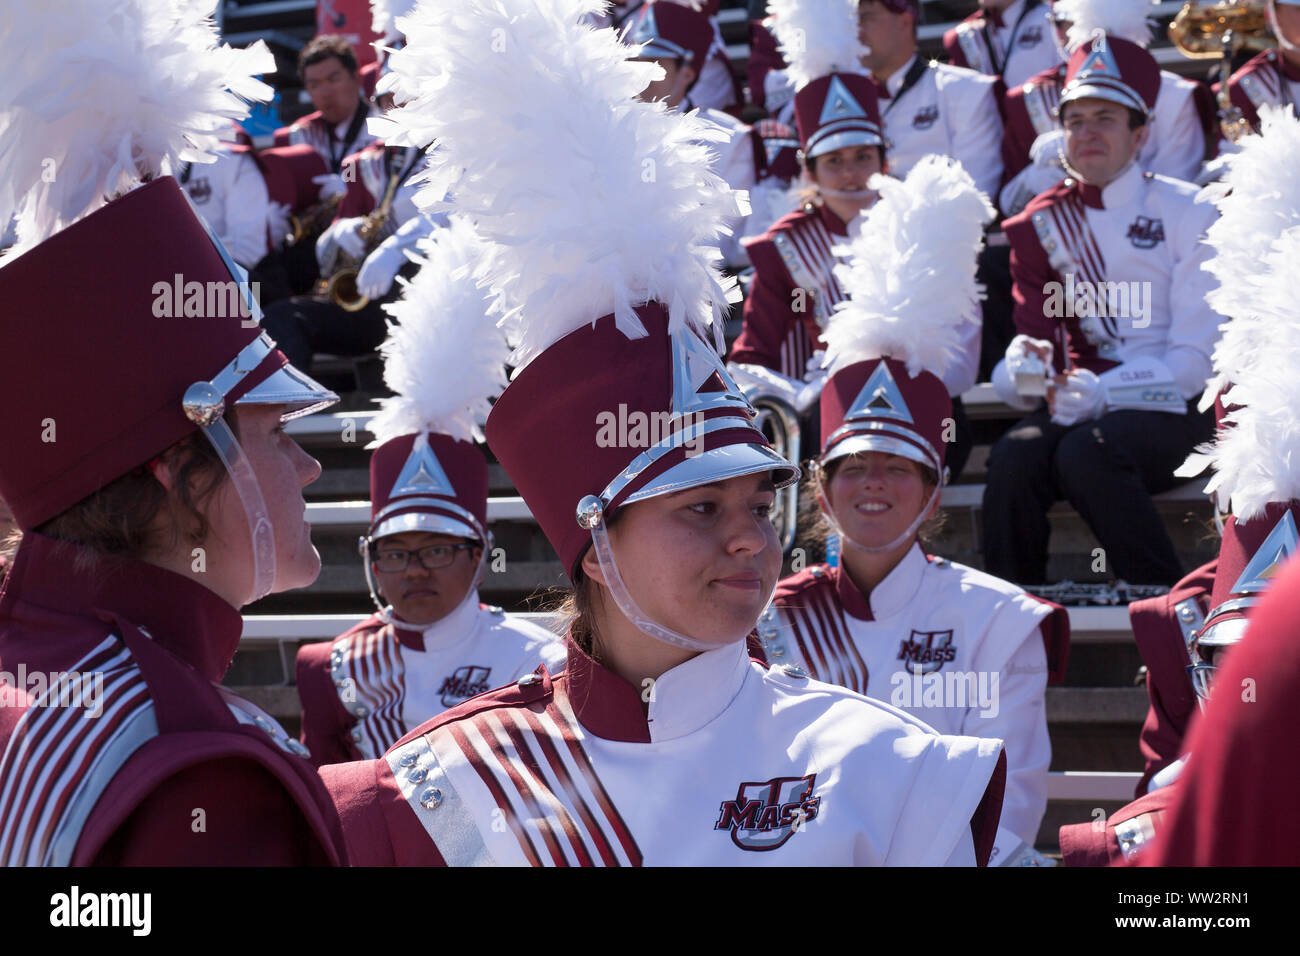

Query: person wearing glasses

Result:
[294,221,565,767]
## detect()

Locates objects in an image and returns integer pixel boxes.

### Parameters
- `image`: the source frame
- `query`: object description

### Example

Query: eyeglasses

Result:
[372,543,475,573]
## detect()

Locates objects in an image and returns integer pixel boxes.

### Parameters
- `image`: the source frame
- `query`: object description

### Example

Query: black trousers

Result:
[982,403,1215,586]
[977,242,1015,383]
[260,293,391,375]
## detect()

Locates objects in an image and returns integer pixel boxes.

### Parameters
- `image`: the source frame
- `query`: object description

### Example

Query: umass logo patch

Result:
[439,665,492,707]
[187,177,212,205]
[1018,25,1043,48]
[898,629,957,674]
[912,105,939,130]
[1126,216,1165,249]
[715,774,821,851]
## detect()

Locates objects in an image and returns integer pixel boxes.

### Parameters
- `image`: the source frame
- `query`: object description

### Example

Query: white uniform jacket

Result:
[321,636,1009,866]
[999,163,1225,401]
[944,0,1063,91]
[179,148,270,268]
[759,548,1065,865]
[296,593,566,766]
[879,55,1004,206]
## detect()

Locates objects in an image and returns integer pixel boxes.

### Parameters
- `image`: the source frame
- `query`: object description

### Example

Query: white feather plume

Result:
[372,0,743,370]
[368,216,509,448]
[372,0,419,43]
[823,155,993,378]
[1189,107,1300,518]
[0,0,273,256]
[1058,0,1155,51]
[766,0,869,91]
[1197,106,1300,405]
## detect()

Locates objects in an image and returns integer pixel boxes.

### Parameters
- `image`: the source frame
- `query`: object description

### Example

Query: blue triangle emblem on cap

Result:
[818,75,868,126]
[669,328,752,418]
[390,433,457,499]
[1231,509,1299,595]
[1075,36,1119,82]
[625,3,659,47]
[846,362,913,424]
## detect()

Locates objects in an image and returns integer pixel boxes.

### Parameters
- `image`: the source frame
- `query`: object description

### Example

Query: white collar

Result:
[644,638,751,743]
[395,587,482,653]
[858,543,929,621]
[1099,160,1144,208]
[886,54,920,96]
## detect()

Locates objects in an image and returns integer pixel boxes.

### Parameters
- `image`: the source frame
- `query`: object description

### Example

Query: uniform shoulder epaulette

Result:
[772,564,834,604]
[389,664,557,752]
[335,612,387,642]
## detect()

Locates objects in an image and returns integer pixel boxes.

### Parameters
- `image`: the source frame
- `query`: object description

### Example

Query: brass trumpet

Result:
[1169,0,1272,143]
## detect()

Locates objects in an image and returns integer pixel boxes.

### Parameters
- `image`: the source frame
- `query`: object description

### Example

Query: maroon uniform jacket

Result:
[1130,559,1216,796]
[0,534,346,865]
[1146,555,1300,866]
[1000,64,1064,192]
[1222,48,1300,134]
[1058,783,1181,866]
[730,203,852,379]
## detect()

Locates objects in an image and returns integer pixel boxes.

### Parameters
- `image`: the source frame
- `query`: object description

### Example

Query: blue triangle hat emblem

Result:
[846,362,913,424]
[625,4,658,46]
[669,328,752,418]
[389,433,456,499]
[818,75,868,126]
[1076,36,1119,82]
[1232,510,1299,594]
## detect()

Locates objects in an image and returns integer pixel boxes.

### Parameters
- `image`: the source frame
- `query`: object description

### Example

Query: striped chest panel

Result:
[390,693,643,867]
[0,636,157,866]
[1030,193,1122,354]
[332,627,407,760]
[1023,79,1061,137]
[1238,61,1290,112]
[770,586,870,696]
[955,22,996,76]
[770,217,847,378]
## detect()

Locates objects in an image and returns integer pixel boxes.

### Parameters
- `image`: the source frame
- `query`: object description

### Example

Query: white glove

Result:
[316,217,368,270]
[266,201,292,249]
[1029,129,1066,170]
[356,238,407,301]
[804,349,826,382]
[312,172,348,201]
[1050,368,1106,426]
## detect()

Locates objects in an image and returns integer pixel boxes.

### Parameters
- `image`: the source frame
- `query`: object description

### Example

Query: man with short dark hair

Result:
[983,34,1223,588]
[278,35,380,175]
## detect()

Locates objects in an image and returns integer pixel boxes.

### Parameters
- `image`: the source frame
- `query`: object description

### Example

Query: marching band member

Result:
[1062,106,1300,864]
[731,0,981,477]
[943,0,1065,95]
[984,33,1223,588]
[1220,0,1300,138]
[321,0,1008,867]
[273,35,380,174]
[999,0,1214,218]
[757,156,1067,867]
[296,218,565,765]
[0,1,346,865]
[259,88,441,376]
[729,0,885,380]
[859,0,1004,203]
[602,0,741,112]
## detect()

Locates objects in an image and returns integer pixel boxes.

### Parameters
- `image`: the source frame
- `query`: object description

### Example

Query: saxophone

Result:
[315,167,403,312]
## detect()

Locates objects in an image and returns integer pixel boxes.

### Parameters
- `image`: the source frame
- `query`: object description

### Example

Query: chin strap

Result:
[197,416,277,602]
[816,185,877,201]
[814,463,943,556]
[576,494,771,654]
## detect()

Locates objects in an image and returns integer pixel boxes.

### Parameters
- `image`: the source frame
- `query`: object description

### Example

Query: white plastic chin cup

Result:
[576,494,759,654]
[817,469,942,556]
[198,415,278,603]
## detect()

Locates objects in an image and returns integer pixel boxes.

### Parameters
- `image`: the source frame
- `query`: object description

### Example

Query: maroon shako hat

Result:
[621,1,714,72]
[488,304,797,581]
[1058,33,1160,119]
[820,359,952,475]
[367,434,488,545]
[0,178,336,532]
